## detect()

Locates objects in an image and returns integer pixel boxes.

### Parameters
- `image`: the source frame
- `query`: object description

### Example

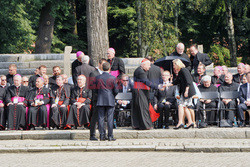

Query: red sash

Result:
[134,82,150,90]
[149,103,160,122]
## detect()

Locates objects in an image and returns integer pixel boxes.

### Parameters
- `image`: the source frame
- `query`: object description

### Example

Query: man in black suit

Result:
[74,55,95,86]
[49,66,62,87]
[72,51,84,86]
[237,72,250,126]
[154,71,176,129]
[170,43,191,71]
[115,74,133,126]
[89,58,107,140]
[190,44,212,74]
[29,65,47,88]
[233,63,245,84]
[96,62,118,141]
[6,64,17,86]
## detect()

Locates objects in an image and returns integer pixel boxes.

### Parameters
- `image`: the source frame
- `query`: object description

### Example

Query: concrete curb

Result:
[0,145,249,153]
[0,128,250,140]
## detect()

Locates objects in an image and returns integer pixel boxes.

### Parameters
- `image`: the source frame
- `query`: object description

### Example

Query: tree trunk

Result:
[225,0,237,67]
[86,0,109,66]
[72,0,78,35]
[174,0,179,39]
[35,2,55,53]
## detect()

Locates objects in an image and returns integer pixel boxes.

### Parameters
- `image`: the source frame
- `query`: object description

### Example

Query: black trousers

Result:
[237,103,250,122]
[157,103,176,127]
[220,100,237,122]
[197,101,217,124]
[98,106,114,138]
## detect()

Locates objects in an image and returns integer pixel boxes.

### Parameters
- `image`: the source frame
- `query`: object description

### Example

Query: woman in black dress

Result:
[172,59,196,129]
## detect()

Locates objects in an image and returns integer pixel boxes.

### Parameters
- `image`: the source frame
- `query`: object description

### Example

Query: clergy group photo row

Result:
[0,43,250,141]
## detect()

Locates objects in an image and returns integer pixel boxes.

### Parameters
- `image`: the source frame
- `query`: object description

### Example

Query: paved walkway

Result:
[1,152,249,167]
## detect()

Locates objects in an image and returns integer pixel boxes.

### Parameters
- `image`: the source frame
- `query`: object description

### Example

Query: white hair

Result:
[82,55,90,64]
[176,43,185,49]
[201,75,211,82]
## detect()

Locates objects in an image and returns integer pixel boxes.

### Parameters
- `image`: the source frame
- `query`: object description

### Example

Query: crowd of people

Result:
[0,44,249,141]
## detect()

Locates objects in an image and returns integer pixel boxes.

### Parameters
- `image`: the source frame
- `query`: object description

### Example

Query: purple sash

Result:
[110,70,120,78]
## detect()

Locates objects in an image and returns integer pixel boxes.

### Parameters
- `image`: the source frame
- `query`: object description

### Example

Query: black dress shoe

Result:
[184,123,194,129]
[108,137,116,141]
[100,137,106,141]
[90,136,98,141]
[173,124,184,130]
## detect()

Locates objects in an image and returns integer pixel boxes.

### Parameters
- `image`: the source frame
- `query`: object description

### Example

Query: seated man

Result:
[192,63,206,86]
[0,84,6,130]
[211,66,224,87]
[27,77,50,130]
[237,72,250,126]
[67,75,92,129]
[197,75,218,124]
[6,74,29,130]
[154,71,176,129]
[219,72,239,124]
[233,63,245,84]
[50,75,70,129]
[115,74,133,126]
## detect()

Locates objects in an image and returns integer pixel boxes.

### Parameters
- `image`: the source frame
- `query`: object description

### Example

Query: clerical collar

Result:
[79,86,85,89]
[97,68,103,74]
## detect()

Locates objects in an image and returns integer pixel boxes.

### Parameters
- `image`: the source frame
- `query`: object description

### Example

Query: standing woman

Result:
[172,59,196,129]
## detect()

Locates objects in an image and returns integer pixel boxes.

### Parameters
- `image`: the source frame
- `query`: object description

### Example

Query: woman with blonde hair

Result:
[171,59,196,129]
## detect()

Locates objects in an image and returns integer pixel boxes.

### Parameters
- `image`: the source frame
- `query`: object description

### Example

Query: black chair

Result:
[219,91,239,126]
[199,91,220,125]
[115,92,132,127]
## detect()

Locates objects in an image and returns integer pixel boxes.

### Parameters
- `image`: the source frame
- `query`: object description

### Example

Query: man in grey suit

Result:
[96,62,118,141]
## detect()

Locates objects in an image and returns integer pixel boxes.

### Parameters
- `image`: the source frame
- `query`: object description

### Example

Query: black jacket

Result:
[191,52,212,74]
[107,57,125,78]
[170,51,191,71]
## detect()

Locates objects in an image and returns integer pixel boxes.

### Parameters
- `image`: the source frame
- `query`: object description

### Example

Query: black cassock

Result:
[6,85,29,130]
[0,87,6,129]
[132,67,158,130]
[50,84,70,128]
[27,87,50,127]
[67,86,92,127]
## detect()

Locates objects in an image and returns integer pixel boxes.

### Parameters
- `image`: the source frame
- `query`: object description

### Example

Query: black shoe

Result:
[173,124,184,130]
[184,123,194,129]
[30,127,35,130]
[100,137,106,141]
[90,136,98,141]
[108,137,116,141]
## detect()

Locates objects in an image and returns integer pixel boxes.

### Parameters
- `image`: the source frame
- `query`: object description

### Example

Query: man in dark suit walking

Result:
[237,72,250,126]
[89,58,107,141]
[96,62,118,141]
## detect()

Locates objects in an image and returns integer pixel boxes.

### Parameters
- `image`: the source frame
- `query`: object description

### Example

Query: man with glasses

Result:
[22,76,29,87]
[0,75,9,89]
[106,48,125,79]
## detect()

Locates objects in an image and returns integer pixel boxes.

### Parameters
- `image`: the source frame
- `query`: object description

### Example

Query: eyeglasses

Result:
[1,80,6,81]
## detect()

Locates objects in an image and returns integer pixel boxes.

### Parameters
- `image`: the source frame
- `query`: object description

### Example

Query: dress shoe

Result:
[184,123,194,129]
[100,137,106,141]
[108,137,116,141]
[30,127,35,130]
[173,124,184,130]
[90,136,98,141]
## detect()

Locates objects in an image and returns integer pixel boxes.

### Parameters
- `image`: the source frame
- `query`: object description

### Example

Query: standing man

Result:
[233,63,246,84]
[74,55,96,86]
[72,51,84,86]
[237,72,250,126]
[146,56,162,86]
[27,77,50,130]
[49,66,62,87]
[29,65,47,88]
[89,58,107,141]
[170,43,191,71]
[189,44,212,74]
[96,62,118,141]
[6,74,29,130]
[107,48,125,78]
[6,64,17,86]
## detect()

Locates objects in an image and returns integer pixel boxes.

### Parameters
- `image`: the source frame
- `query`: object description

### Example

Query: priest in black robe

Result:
[6,64,17,86]
[50,75,70,129]
[29,65,47,88]
[0,86,6,130]
[132,59,164,130]
[27,77,50,130]
[107,48,125,79]
[219,72,239,123]
[6,74,29,130]
[233,63,245,84]
[67,75,92,129]
[197,75,218,124]
[49,66,62,87]
[192,63,206,86]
